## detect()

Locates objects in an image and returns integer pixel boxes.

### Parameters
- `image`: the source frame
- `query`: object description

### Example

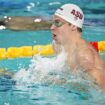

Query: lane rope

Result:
[0,41,105,60]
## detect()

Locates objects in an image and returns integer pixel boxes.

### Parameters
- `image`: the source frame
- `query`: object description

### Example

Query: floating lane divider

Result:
[0,44,54,60]
[0,41,105,60]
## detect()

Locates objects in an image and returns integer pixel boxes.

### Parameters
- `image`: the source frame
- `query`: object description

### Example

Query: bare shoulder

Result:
[76,40,105,91]
[76,40,96,70]
[77,40,95,59]
[77,45,95,59]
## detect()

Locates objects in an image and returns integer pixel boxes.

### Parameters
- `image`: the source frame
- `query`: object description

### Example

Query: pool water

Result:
[0,0,105,105]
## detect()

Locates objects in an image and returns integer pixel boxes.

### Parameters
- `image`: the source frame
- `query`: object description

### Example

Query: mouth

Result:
[52,34,57,40]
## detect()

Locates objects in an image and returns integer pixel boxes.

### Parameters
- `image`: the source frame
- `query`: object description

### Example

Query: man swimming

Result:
[50,4,105,90]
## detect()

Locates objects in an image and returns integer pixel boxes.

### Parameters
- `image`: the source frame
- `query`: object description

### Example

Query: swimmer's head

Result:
[54,4,84,28]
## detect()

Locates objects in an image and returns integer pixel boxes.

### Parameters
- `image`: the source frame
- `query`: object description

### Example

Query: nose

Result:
[50,24,56,30]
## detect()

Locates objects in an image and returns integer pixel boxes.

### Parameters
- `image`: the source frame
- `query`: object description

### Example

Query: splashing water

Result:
[13,51,68,85]
[12,50,105,101]
[13,50,98,87]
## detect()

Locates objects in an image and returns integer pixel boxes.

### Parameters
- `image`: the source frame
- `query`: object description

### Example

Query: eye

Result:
[53,20,64,27]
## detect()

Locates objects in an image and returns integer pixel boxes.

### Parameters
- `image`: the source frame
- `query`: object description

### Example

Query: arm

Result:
[77,49,105,91]
[89,68,105,90]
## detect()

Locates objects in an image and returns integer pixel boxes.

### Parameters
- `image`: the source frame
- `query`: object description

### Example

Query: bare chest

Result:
[67,51,79,70]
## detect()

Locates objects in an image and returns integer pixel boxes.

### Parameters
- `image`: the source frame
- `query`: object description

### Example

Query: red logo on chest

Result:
[71,9,83,20]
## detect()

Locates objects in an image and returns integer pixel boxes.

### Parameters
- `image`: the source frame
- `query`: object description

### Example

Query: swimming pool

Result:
[0,0,105,105]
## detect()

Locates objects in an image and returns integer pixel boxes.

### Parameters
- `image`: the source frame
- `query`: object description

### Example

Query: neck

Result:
[63,32,82,52]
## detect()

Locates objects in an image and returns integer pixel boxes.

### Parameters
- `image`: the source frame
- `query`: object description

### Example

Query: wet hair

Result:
[77,27,82,32]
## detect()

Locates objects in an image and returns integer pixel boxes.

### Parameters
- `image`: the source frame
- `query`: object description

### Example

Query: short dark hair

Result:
[77,27,82,32]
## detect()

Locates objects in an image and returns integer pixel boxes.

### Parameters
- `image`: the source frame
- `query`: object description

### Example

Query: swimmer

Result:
[50,4,105,91]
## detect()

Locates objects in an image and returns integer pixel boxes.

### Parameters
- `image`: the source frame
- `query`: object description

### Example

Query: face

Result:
[50,15,72,45]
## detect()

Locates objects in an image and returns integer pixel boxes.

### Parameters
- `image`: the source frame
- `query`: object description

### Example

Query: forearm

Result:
[89,69,105,91]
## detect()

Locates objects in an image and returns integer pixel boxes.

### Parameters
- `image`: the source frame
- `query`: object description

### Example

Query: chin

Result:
[53,38,62,45]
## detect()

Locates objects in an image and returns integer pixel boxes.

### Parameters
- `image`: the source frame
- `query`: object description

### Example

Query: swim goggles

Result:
[52,20,66,27]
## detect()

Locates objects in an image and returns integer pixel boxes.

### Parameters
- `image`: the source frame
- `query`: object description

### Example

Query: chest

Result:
[67,51,79,70]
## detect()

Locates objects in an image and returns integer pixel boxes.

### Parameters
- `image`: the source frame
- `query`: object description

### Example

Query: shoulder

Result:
[76,42,95,70]
[77,46,94,59]
[77,39,95,59]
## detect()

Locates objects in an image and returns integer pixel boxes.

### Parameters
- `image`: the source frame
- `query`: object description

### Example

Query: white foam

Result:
[34,18,41,22]
[29,2,35,7]
[13,50,98,91]
[49,2,61,6]
[13,51,67,85]
[0,25,6,30]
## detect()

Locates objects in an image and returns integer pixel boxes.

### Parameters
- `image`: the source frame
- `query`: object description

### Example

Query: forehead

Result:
[53,15,66,22]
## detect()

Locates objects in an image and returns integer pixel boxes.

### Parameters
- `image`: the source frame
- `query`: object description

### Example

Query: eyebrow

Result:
[54,19,60,21]
[54,19,63,22]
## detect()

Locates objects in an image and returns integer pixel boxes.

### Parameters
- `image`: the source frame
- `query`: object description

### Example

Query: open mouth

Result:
[52,34,56,39]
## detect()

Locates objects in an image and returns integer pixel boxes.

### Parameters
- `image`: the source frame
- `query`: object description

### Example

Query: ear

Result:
[71,25,77,31]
